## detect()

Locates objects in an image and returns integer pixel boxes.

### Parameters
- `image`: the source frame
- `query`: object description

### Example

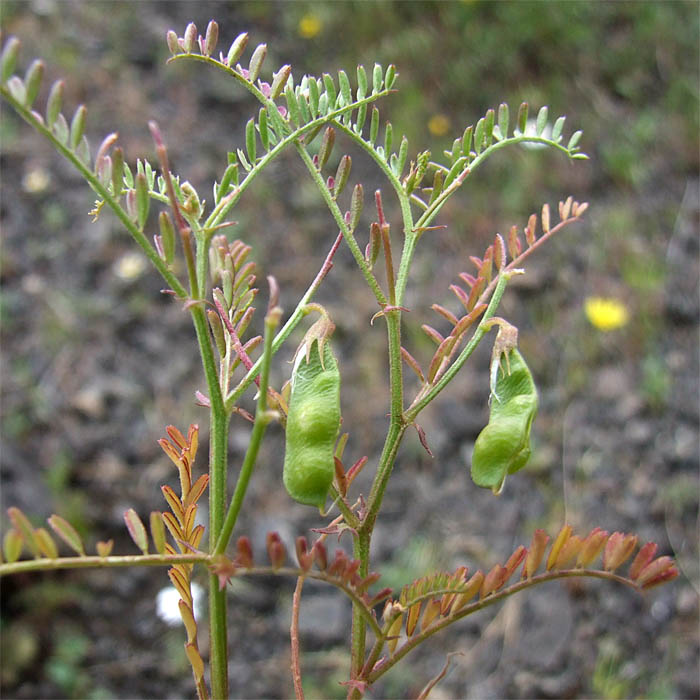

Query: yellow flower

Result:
[298,13,322,39]
[428,113,451,137]
[584,297,630,331]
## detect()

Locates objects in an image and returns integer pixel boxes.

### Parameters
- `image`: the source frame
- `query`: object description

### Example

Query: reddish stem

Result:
[149,121,198,293]
[313,231,343,290]
[213,296,260,386]
[291,576,306,700]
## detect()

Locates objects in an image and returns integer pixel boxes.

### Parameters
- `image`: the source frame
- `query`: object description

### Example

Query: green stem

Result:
[346,277,512,676]
[350,530,371,682]
[331,120,405,203]
[194,218,217,300]
[224,232,343,412]
[208,576,228,700]
[348,196,417,688]
[327,486,361,532]
[0,87,187,299]
[348,415,405,695]
[207,307,279,697]
[0,553,210,576]
[357,184,416,531]
[415,135,577,232]
[214,308,279,555]
[294,147,407,687]
[360,421,407,538]
[404,271,512,423]
[190,303,230,700]
[294,141,387,307]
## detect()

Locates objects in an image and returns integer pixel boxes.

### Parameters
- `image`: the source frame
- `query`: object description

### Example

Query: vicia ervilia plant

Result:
[0,21,678,699]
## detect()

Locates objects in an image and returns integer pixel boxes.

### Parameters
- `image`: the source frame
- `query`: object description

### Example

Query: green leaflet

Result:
[471,348,538,494]
[283,339,341,508]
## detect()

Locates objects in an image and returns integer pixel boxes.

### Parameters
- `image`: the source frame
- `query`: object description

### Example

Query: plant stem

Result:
[224,232,343,411]
[360,421,407,538]
[404,271,511,423]
[347,189,416,693]
[348,324,405,694]
[207,305,279,697]
[348,532,365,681]
[0,553,211,576]
[208,577,228,700]
[0,87,188,299]
[197,271,229,700]
[293,141,387,307]
[366,568,639,683]
[214,308,279,555]
[190,301,230,699]
[291,576,306,700]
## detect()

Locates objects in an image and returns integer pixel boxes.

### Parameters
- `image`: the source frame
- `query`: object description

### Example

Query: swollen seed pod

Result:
[283,339,341,508]
[471,349,538,494]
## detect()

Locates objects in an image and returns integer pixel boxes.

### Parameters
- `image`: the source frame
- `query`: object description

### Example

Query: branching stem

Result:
[0,86,187,299]
[214,306,279,556]
[366,568,639,683]
[224,231,343,412]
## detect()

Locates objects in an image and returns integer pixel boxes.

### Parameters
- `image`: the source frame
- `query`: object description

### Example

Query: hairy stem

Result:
[350,530,370,684]
[193,302,230,700]
[208,306,279,697]
[214,307,279,555]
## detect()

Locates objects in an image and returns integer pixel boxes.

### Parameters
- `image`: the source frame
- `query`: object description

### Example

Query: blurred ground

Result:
[1,2,698,699]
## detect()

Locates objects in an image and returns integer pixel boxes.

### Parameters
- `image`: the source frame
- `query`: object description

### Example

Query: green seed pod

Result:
[471,348,538,494]
[283,339,341,508]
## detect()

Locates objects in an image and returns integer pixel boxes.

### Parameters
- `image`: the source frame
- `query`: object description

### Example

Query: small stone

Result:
[71,384,106,418]
[676,586,698,616]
